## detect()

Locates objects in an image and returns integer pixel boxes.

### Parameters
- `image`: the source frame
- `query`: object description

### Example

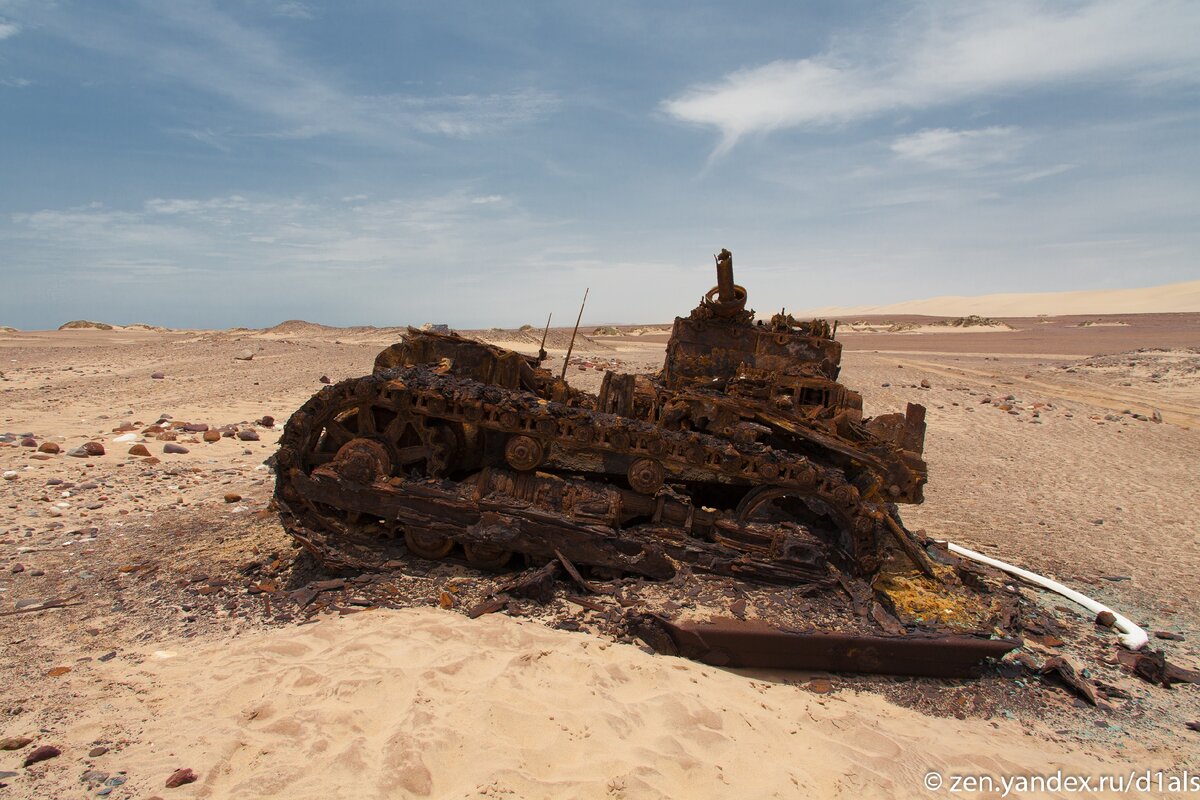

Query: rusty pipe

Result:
[715,249,735,303]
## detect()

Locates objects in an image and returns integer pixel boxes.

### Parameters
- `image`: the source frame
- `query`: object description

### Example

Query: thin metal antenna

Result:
[560,287,589,381]
[537,312,552,363]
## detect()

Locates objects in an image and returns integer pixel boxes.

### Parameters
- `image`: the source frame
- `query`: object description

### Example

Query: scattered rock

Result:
[1187,721,1200,732]
[46,666,71,677]
[237,430,259,442]
[128,444,151,457]
[22,744,61,767]
[150,372,165,380]
[11,563,23,573]
[202,430,221,443]
[1155,631,1185,641]
[88,746,109,758]
[1095,610,1116,627]
[182,423,209,432]
[165,768,197,788]
[37,442,60,454]
[1152,409,1163,423]
[81,768,108,784]
[1040,656,1098,705]
[319,375,331,384]
[919,379,931,388]
[66,447,90,458]
[82,441,105,456]
[234,349,254,361]
[19,437,36,447]
[2,470,17,481]
[0,736,32,750]
[806,678,834,694]
[223,493,242,504]
[258,415,275,427]
[163,443,190,455]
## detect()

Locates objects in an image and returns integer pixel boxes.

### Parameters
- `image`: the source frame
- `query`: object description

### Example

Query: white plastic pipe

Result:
[946,541,1149,651]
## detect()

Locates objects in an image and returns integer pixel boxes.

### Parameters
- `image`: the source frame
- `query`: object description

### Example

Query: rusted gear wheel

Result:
[405,528,455,560]
[504,434,545,471]
[285,376,465,561]
[735,484,868,572]
[301,388,454,478]
[463,542,513,570]
[627,458,664,494]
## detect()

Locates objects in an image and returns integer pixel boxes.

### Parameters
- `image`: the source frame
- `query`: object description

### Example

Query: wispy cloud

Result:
[270,2,313,20]
[0,20,19,39]
[1014,163,1076,183]
[662,1,1200,156]
[22,3,556,147]
[891,126,1023,169]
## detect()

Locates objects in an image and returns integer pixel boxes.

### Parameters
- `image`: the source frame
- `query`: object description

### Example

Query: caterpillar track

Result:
[274,249,933,588]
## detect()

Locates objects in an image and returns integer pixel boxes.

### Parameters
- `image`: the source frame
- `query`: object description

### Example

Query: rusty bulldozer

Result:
[273,249,1018,676]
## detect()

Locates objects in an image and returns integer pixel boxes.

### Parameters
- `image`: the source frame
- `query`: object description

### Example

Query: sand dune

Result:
[47,609,1134,800]
[806,279,1200,317]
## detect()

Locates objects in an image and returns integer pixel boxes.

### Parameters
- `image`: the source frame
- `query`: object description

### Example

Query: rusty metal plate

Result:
[650,616,1018,678]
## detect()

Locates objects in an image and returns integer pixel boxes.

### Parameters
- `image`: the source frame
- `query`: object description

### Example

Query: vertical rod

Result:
[560,287,589,381]
[537,312,552,363]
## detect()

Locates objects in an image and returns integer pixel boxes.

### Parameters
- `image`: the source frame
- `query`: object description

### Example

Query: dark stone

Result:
[151,372,165,379]
[165,768,197,788]
[236,430,259,441]
[163,443,189,454]
[82,441,105,456]
[23,744,61,767]
[88,746,109,757]
[1095,610,1116,627]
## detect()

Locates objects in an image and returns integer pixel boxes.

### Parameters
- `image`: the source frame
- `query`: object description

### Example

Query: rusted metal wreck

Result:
[274,249,1018,676]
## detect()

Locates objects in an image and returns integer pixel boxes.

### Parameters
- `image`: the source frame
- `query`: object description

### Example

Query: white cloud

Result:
[0,77,30,87]
[271,2,313,20]
[30,5,556,146]
[0,21,19,40]
[1014,163,1077,182]
[890,126,1023,169]
[663,1,1200,155]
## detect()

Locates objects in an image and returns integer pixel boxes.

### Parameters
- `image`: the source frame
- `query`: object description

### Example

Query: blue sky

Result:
[1,0,1197,329]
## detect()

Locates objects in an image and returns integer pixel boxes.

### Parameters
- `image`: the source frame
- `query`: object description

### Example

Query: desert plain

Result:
[0,301,1198,799]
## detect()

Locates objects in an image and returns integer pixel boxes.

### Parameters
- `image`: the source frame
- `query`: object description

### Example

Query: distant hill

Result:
[58,320,114,330]
[263,319,338,335]
[802,279,1200,318]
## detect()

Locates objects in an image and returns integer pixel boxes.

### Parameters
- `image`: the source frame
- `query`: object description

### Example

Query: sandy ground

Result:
[1,316,1198,798]
[805,279,1200,317]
